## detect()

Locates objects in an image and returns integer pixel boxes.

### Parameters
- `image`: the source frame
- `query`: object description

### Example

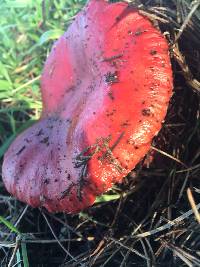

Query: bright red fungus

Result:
[2,0,173,213]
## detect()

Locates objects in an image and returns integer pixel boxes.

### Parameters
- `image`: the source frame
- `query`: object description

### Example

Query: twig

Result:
[187,187,200,224]
[22,237,94,243]
[12,261,23,267]
[108,237,150,260]
[151,146,187,167]
[161,239,200,266]
[176,163,200,173]
[0,242,16,248]
[178,171,189,201]
[41,211,82,265]
[12,75,41,93]
[173,46,200,92]
[89,239,106,265]
[14,205,29,227]
[174,1,200,42]
[8,236,21,267]
[135,202,200,238]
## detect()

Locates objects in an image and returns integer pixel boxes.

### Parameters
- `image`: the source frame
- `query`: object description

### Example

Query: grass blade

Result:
[21,242,29,267]
[0,216,20,234]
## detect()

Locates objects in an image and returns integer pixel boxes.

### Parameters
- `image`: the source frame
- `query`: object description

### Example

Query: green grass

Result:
[0,0,85,156]
[1,0,200,266]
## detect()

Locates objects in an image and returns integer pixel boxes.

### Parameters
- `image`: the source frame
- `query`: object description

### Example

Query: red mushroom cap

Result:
[2,0,173,213]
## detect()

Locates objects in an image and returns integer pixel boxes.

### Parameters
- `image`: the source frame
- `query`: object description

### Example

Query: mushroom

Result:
[2,0,173,213]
